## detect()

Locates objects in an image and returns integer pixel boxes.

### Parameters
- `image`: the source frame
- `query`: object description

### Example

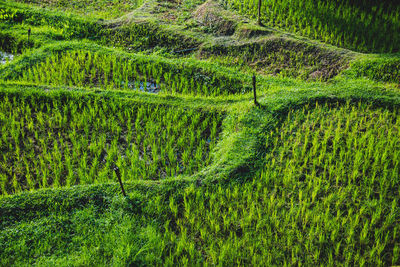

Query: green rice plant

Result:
[0,1,102,42]
[0,91,224,195]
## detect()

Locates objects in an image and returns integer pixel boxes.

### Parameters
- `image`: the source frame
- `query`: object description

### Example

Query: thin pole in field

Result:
[253,75,259,106]
[258,0,263,26]
[113,164,127,197]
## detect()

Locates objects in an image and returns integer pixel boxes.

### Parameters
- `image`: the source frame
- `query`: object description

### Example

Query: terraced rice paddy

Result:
[164,102,400,265]
[264,102,400,184]
[0,92,223,195]
[220,0,400,52]
[8,49,251,95]
[12,0,144,19]
[0,0,399,265]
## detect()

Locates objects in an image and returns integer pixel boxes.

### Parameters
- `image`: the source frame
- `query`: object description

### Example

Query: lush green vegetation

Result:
[9,48,251,95]
[0,1,101,53]
[1,0,400,265]
[0,1,199,54]
[265,102,400,184]
[220,0,400,53]
[2,95,400,265]
[0,89,223,194]
[200,37,349,80]
[166,102,400,265]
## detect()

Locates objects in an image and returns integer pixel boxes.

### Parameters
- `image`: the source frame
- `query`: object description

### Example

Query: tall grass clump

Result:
[0,90,224,195]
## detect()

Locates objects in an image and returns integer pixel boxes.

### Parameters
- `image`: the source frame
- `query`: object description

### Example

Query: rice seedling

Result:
[0,1,200,52]
[0,91,224,195]
[0,1,102,42]
[0,0,399,265]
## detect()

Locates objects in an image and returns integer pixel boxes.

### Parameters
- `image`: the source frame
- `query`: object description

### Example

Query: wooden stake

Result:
[113,164,126,197]
[253,75,259,106]
[257,0,263,26]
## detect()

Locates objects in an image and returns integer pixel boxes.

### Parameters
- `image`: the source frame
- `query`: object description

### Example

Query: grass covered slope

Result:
[199,36,350,80]
[0,184,171,266]
[347,53,400,84]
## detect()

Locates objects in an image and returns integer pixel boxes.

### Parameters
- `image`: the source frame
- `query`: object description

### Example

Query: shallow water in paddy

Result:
[0,51,14,65]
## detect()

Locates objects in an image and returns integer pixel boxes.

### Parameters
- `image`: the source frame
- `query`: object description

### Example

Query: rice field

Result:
[349,56,400,84]
[0,91,224,195]
[162,101,400,265]
[220,0,400,52]
[264,101,400,188]
[13,50,249,96]
[0,0,399,265]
